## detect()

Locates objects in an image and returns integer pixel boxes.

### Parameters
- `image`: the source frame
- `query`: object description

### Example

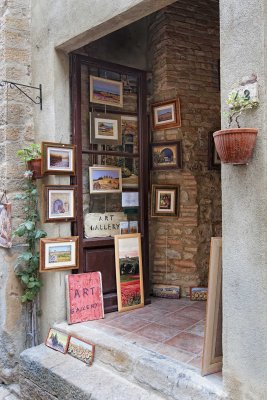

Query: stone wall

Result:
[0,0,32,383]
[149,1,221,295]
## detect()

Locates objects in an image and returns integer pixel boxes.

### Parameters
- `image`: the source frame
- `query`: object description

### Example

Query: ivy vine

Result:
[13,161,47,303]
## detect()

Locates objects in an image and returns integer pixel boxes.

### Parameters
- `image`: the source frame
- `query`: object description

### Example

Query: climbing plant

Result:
[13,145,47,303]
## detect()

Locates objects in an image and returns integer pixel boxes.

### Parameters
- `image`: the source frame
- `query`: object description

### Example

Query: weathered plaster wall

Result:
[30,0,177,341]
[149,1,221,295]
[221,0,267,398]
[0,0,31,382]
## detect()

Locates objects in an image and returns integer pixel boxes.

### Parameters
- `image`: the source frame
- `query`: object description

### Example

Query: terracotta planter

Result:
[213,128,258,165]
[27,158,42,179]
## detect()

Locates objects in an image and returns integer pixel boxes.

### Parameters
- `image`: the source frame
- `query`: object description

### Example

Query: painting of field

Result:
[157,107,173,122]
[48,245,72,263]
[68,336,94,365]
[90,76,123,107]
[49,149,70,168]
[97,121,114,136]
[90,167,122,193]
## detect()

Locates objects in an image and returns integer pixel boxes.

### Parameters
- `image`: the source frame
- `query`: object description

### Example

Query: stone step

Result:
[52,320,227,400]
[20,345,165,400]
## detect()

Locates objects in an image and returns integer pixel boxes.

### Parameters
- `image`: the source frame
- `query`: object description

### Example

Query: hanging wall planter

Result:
[27,158,42,179]
[214,83,259,165]
[17,143,43,179]
[213,128,258,165]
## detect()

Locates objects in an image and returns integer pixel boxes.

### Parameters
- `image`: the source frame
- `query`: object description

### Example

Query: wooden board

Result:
[66,272,104,324]
[202,237,222,376]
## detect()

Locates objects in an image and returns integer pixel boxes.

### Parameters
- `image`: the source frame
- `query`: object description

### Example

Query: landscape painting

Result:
[45,328,70,353]
[151,141,182,170]
[114,233,144,312]
[42,142,76,175]
[68,336,95,366]
[90,76,123,107]
[89,166,122,194]
[40,237,79,272]
[151,99,181,130]
[91,112,121,145]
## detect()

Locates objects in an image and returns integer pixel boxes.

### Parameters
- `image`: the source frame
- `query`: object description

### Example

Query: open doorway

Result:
[70,0,221,378]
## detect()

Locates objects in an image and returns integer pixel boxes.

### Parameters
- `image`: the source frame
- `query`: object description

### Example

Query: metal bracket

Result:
[0,80,42,110]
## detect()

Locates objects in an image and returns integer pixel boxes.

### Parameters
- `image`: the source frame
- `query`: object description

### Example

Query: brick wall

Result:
[0,0,32,383]
[149,0,221,296]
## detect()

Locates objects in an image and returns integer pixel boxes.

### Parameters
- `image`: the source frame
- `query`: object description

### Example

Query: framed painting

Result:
[68,336,95,366]
[39,237,79,272]
[151,99,181,130]
[114,233,144,312]
[208,131,221,170]
[151,184,179,217]
[89,166,122,194]
[41,142,76,175]
[43,185,77,222]
[45,328,70,354]
[202,237,222,376]
[90,112,122,145]
[190,286,208,301]
[151,141,182,170]
[90,76,123,108]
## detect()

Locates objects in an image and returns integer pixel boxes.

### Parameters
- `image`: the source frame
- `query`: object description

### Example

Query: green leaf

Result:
[35,230,47,239]
[25,221,35,231]
[13,225,26,237]
[21,275,29,285]
[18,252,33,262]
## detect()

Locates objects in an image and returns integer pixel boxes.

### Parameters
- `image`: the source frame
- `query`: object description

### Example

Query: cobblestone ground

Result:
[0,385,20,400]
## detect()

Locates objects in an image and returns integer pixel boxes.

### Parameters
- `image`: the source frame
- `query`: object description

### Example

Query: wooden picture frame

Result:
[89,166,122,194]
[90,75,123,108]
[208,131,221,170]
[39,237,79,272]
[45,328,70,354]
[41,142,76,175]
[151,141,182,170]
[68,335,95,366]
[202,237,222,376]
[114,233,144,312]
[90,112,122,145]
[151,184,179,217]
[151,99,181,130]
[43,185,77,223]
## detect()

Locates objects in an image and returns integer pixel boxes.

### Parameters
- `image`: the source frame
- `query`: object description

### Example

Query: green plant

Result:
[225,89,259,128]
[13,150,46,303]
[17,143,41,162]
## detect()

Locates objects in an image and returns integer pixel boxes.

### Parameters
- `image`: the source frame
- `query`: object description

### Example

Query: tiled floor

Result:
[97,296,207,370]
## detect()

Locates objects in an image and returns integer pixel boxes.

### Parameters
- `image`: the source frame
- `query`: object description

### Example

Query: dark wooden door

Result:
[70,54,149,312]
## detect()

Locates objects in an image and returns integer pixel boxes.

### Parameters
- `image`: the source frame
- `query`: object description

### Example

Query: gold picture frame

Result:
[39,237,79,272]
[41,142,76,176]
[90,76,123,108]
[114,233,144,312]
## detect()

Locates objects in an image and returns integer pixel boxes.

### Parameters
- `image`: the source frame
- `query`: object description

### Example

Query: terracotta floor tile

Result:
[123,332,160,351]
[165,332,204,354]
[150,301,189,313]
[135,323,181,342]
[153,314,198,330]
[156,343,195,363]
[130,306,168,322]
[171,306,206,321]
[104,315,150,332]
[186,320,205,337]
[92,324,130,338]
[190,301,207,310]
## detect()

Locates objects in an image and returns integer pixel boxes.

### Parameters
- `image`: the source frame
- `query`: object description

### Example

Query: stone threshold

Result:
[46,320,228,400]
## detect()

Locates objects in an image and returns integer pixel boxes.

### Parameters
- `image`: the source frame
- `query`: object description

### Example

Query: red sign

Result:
[66,272,104,324]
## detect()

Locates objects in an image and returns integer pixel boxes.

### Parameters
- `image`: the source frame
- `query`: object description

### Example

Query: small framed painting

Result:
[114,233,144,312]
[45,328,70,354]
[42,142,76,175]
[39,237,79,272]
[68,336,95,366]
[43,185,77,222]
[90,76,123,108]
[151,99,181,130]
[151,141,182,170]
[190,287,208,301]
[208,131,221,170]
[151,185,179,217]
[90,112,122,145]
[89,166,122,194]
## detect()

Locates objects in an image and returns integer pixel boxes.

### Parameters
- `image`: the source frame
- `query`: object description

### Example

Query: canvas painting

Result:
[44,185,76,222]
[151,141,182,170]
[151,185,179,217]
[90,76,123,108]
[68,336,95,365]
[45,328,70,354]
[39,237,79,272]
[42,142,76,175]
[89,166,122,194]
[91,112,121,145]
[151,99,181,130]
[115,233,144,312]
